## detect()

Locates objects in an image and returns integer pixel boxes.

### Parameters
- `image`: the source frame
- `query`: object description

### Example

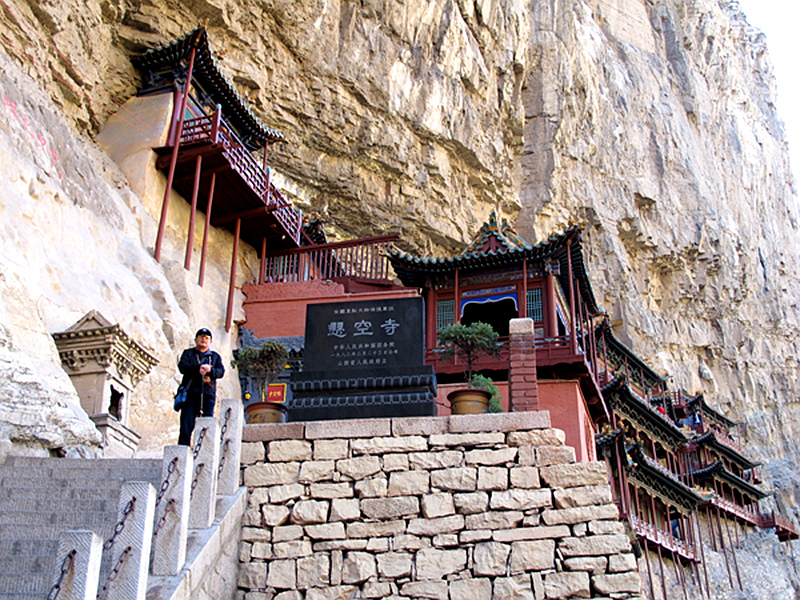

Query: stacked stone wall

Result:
[236,413,641,599]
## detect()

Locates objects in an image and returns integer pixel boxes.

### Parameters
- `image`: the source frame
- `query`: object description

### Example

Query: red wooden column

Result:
[508,318,539,412]
[198,173,217,287]
[225,218,241,333]
[155,43,198,263]
[521,260,528,318]
[426,287,436,353]
[184,154,203,269]
[544,274,557,337]
[259,238,267,284]
[566,240,578,354]
[454,267,460,324]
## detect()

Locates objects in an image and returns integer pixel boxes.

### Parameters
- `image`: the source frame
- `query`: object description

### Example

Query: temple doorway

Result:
[461,297,518,336]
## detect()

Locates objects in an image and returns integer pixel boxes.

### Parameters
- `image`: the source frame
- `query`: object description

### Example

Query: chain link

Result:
[217,439,231,478]
[192,427,207,460]
[190,463,205,498]
[220,407,231,440]
[103,496,136,552]
[152,498,177,538]
[46,549,76,600]
[96,546,131,600]
[154,457,179,509]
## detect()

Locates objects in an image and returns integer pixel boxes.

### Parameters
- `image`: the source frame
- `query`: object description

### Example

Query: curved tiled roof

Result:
[133,27,285,150]
[691,460,768,500]
[388,215,600,313]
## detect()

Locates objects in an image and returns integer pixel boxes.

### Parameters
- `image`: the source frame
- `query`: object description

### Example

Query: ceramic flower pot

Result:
[245,401,288,423]
[447,388,491,415]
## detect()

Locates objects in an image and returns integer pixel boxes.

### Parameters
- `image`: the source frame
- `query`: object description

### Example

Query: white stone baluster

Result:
[150,445,192,576]
[217,397,244,496]
[189,417,220,529]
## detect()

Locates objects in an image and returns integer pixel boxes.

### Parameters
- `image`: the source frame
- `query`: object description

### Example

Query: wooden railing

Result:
[709,495,762,526]
[178,110,302,244]
[760,511,799,538]
[262,235,399,283]
[629,515,696,560]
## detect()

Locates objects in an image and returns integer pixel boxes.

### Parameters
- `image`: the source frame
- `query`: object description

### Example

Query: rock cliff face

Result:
[0,0,798,590]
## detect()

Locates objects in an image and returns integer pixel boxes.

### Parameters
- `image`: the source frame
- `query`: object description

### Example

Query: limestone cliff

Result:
[0,0,798,593]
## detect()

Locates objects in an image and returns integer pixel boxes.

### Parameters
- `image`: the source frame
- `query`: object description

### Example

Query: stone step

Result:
[0,497,113,514]
[0,509,115,528]
[6,456,163,470]
[0,538,60,557]
[0,572,52,596]
[0,553,53,575]
[0,485,123,501]
[0,473,159,491]
[0,463,162,480]
[0,523,112,542]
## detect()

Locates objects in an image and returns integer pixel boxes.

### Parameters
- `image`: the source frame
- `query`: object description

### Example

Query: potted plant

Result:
[471,373,503,413]
[437,321,501,414]
[232,340,290,423]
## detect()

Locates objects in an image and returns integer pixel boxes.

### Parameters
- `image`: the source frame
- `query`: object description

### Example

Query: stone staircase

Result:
[0,456,162,600]
[0,398,246,600]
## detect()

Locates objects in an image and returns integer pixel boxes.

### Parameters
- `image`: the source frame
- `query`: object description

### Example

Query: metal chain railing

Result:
[217,439,231,478]
[192,427,207,460]
[152,498,177,538]
[154,457,179,509]
[46,548,76,600]
[96,545,131,600]
[103,497,136,552]
[220,407,231,440]
[190,463,205,499]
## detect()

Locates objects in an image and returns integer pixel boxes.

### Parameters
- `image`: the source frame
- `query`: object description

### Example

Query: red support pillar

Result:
[508,318,539,412]
[259,238,267,284]
[544,274,557,337]
[566,241,578,354]
[426,287,437,354]
[184,154,202,270]
[198,172,216,287]
[454,267,460,324]
[226,218,241,333]
[155,43,198,263]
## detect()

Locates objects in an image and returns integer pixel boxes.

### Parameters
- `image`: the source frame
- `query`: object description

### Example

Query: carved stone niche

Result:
[52,311,158,457]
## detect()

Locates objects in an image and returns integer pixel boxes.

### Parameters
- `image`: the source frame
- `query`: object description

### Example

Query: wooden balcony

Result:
[629,515,696,561]
[760,511,799,541]
[154,108,302,249]
[261,235,399,288]
[707,495,762,527]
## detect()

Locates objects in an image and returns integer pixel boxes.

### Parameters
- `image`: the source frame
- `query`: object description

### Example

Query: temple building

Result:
[123,27,796,599]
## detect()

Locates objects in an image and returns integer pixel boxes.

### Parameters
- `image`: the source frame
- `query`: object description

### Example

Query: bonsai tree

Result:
[471,373,503,413]
[437,321,501,386]
[232,340,289,403]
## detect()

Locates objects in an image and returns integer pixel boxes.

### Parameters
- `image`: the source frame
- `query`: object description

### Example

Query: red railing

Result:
[629,515,696,561]
[177,111,302,244]
[709,495,762,526]
[262,235,399,283]
[760,511,799,539]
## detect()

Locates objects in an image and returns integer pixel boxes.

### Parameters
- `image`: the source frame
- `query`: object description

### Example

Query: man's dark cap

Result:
[195,328,213,338]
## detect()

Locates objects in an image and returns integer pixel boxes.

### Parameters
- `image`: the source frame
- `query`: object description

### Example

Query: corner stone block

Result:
[544,571,590,599]
[539,462,609,488]
[449,411,550,433]
[507,429,566,447]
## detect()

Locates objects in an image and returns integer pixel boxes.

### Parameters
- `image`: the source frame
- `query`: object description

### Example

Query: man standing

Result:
[177,328,225,446]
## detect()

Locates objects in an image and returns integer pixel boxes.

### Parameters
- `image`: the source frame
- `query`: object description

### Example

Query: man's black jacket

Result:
[178,348,225,398]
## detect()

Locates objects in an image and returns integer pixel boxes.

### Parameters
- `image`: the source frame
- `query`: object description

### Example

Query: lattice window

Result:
[527,288,543,322]
[437,299,455,331]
